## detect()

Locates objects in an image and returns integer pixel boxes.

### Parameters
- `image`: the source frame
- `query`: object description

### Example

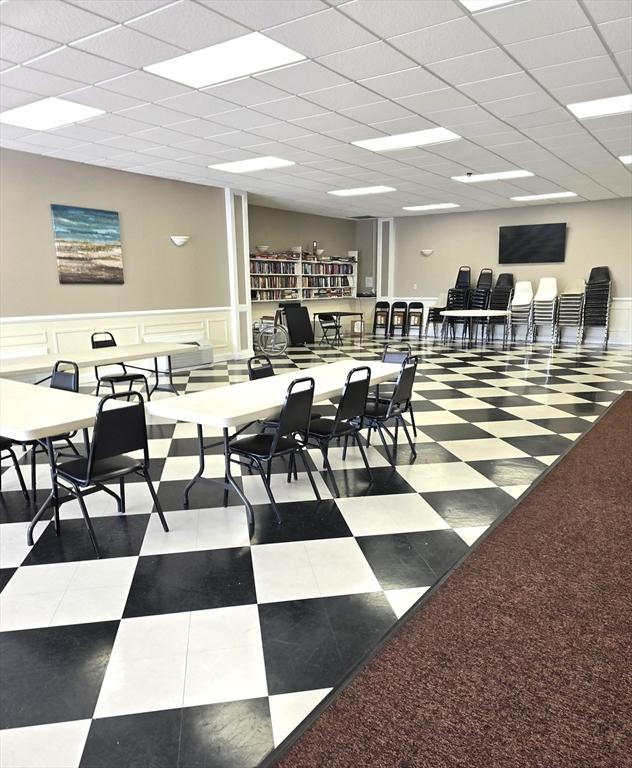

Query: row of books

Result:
[250,276,299,288]
[302,276,351,287]
[302,263,354,275]
[250,261,298,274]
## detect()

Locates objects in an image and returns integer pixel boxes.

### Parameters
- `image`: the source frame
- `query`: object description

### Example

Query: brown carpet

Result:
[276,392,632,768]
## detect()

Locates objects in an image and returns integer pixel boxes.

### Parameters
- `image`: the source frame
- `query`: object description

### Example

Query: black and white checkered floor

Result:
[1,336,631,768]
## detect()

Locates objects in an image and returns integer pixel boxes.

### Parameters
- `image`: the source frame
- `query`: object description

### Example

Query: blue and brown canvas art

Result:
[51,204,124,284]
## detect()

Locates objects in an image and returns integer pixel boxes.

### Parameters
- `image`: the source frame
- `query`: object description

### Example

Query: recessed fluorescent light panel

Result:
[0,97,104,130]
[352,127,461,152]
[328,186,396,197]
[208,156,295,173]
[452,170,533,183]
[567,94,632,119]
[459,0,519,10]
[510,192,577,202]
[619,155,632,164]
[403,203,460,211]
[145,32,305,88]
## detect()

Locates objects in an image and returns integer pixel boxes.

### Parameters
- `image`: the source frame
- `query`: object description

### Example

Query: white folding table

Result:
[0,341,193,396]
[441,309,510,345]
[146,359,401,528]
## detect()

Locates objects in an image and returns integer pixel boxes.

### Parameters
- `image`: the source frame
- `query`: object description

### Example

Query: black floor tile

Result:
[146,424,176,440]
[0,491,44,524]
[0,621,118,729]
[80,709,182,768]
[422,487,516,527]
[554,402,606,416]
[503,434,574,456]
[468,457,546,486]
[356,533,438,590]
[326,466,416,497]
[156,478,245,511]
[259,593,395,695]
[250,499,352,545]
[410,399,443,412]
[22,515,149,565]
[123,547,256,618]
[422,389,471,400]
[419,423,494,441]
[179,699,274,768]
[0,567,16,592]
[404,529,471,577]
[457,408,519,422]
[531,417,592,434]
[481,395,538,408]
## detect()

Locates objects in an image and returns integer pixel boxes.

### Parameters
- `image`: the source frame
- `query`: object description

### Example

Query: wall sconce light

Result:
[420,249,434,257]
[170,235,190,246]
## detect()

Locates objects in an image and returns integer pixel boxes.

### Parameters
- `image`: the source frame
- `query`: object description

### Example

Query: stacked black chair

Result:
[318,313,343,346]
[424,293,447,338]
[496,273,514,288]
[556,279,585,346]
[372,301,390,336]
[0,437,30,501]
[307,366,373,497]
[476,268,493,290]
[56,392,168,558]
[466,287,491,343]
[488,277,514,342]
[455,265,471,290]
[91,332,151,400]
[442,288,469,341]
[405,301,424,338]
[389,301,408,336]
[583,267,612,349]
[226,377,320,523]
[363,357,418,465]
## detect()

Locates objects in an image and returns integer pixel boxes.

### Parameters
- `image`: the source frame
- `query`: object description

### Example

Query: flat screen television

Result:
[499,223,566,264]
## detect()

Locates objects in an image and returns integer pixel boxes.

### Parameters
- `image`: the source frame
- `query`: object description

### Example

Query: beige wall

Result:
[394,198,632,297]
[355,219,376,291]
[248,204,355,257]
[0,149,230,317]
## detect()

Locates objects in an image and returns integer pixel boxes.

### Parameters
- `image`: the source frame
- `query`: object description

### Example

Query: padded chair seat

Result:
[230,433,301,458]
[99,373,146,383]
[57,455,143,484]
[364,400,390,418]
[308,417,354,437]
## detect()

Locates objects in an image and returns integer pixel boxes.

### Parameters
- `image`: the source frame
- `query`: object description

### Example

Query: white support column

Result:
[376,218,395,301]
[224,187,241,358]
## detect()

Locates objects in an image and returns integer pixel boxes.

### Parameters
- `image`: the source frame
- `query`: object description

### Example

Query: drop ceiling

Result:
[1,0,631,218]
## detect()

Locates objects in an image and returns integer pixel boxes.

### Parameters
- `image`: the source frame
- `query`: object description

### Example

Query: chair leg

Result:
[142,469,169,532]
[400,416,417,457]
[119,478,126,513]
[321,443,340,498]
[298,449,321,502]
[353,431,373,482]
[223,473,229,507]
[408,403,417,437]
[342,434,349,460]
[73,485,102,558]
[144,376,151,401]
[7,447,29,501]
[31,445,37,496]
[254,458,282,524]
[376,423,394,465]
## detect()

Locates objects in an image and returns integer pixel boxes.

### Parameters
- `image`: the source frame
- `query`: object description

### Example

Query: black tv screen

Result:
[499,223,566,264]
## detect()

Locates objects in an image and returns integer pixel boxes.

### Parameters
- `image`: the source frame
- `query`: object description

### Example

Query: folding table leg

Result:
[183,424,206,507]
[222,428,255,532]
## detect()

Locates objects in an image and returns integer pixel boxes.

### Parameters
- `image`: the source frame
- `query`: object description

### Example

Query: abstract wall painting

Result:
[51,204,124,284]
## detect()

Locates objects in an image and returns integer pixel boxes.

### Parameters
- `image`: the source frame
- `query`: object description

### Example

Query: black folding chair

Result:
[56,391,168,557]
[318,313,343,346]
[247,354,275,381]
[0,437,29,501]
[307,366,372,497]
[226,377,321,523]
[91,331,151,400]
[371,343,418,438]
[363,358,418,464]
[406,302,424,337]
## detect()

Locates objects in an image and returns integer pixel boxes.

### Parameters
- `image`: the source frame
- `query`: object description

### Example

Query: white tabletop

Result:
[0,379,104,441]
[441,310,509,317]
[147,359,401,429]
[0,342,192,377]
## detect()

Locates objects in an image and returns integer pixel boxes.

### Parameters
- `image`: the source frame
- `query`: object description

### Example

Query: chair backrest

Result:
[319,313,336,325]
[512,281,533,307]
[87,392,148,478]
[50,360,79,392]
[408,301,424,311]
[374,301,390,323]
[387,358,418,417]
[469,288,490,310]
[273,377,315,450]
[496,272,514,288]
[248,355,274,381]
[490,287,513,310]
[447,288,468,310]
[476,268,493,289]
[588,266,610,284]
[91,331,117,349]
[455,266,471,289]
[382,343,411,365]
[334,366,371,426]
[562,279,586,295]
[534,277,558,301]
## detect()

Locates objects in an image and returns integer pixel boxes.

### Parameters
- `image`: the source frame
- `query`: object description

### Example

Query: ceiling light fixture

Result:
[510,192,577,202]
[208,156,295,173]
[0,97,104,130]
[402,203,460,211]
[452,170,533,183]
[144,32,305,88]
[567,94,632,119]
[327,186,396,197]
[352,127,461,152]
[458,0,519,10]
[618,154,632,164]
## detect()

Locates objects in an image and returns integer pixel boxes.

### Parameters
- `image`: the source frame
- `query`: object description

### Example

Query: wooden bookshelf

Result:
[249,254,356,303]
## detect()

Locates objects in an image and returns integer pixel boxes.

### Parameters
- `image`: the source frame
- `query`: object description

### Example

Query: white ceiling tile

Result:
[0,26,60,63]
[48,122,120,142]
[1,122,37,140]
[582,0,632,23]
[484,91,559,118]
[389,16,495,64]
[264,8,377,57]
[598,18,632,52]
[615,49,632,79]
[284,133,342,149]
[0,65,84,96]
[427,47,520,85]
[0,60,15,71]
[198,0,328,29]
[67,1,175,22]
[459,72,537,102]
[163,117,231,137]
[317,41,417,80]
[423,104,492,127]
[194,130,262,148]
[203,78,289,106]
[20,131,83,149]
[291,111,359,132]
[396,88,474,114]
[81,112,156,134]
[256,60,348,93]
[62,84,146,111]
[118,103,193,126]
[305,82,381,110]
[0,83,41,108]
[247,121,313,140]
[71,25,184,68]
[473,0,589,45]
[165,135,243,153]
[100,70,190,100]
[358,67,445,99]
[127,1,249,50]
[253,96,327,120]
[339,0,464,38]
[211,108,279,128]
[504,107,576,129]
[97,134,160,151]
[531,55,621,89]
[158,90,236,117]
[27,46,131,84]
[340,100,414,124]
[506,26,606,69]
[1,0,115,43]
[550,77,630,104]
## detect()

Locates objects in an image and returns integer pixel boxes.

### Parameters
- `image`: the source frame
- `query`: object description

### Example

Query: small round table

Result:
[440,309,510,346]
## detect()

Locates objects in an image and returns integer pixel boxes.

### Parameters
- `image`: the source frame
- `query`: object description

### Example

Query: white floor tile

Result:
[384,587,429,619]
[140,509,199,556]
[0,720,91,768]
[305,538,381,598]
[160,454,231,482]
[431,397,495,411]
[240,471,331,506]
[196,506,251,550]
[453,525,490,546]
[501,485,530,499]
[535,455,558,466]
[397,462,495,492]
[473,420,553,438]
[269,689,331,747]
[188,604,261,654]
[439,438,528,462]
[307,445,389,471]
[408,410,465,426]
[500,405,575,420]
[523,393,587,405]
[337,493,449,536]
[252,541,320,603]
